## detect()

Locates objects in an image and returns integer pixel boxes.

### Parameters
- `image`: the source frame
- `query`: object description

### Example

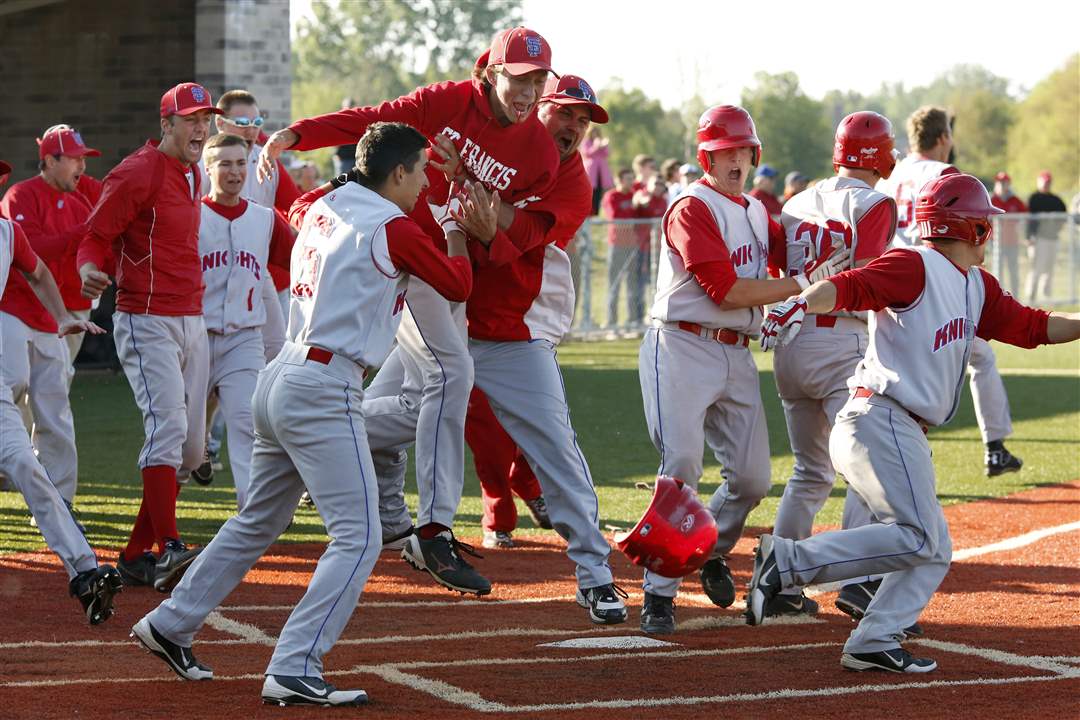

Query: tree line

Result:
[293,2,1078,199]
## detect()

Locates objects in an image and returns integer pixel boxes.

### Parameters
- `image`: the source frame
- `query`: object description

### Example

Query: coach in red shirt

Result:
[78,82,221,591]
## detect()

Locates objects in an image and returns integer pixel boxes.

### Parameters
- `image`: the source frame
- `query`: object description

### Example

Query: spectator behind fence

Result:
[661,158,681,202]
[749,164,782,217]
[1025,170,1067,302]
[783,170,808,202]
[631,175,669,325]
[990,172,1027,295]
[331,97,357,175]
[581,126,613,215]
[290,161,320,193]
[671,163,701,206]
[602,168,638,328]
[632,154,658,192]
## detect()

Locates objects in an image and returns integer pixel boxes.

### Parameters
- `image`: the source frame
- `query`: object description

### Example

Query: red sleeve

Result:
[853,199,897,262]
[481,210,556,266]
[975,269,1050,347]
[1,182,86,263]
[766,215,786,278]
[830,248,925,311]
[289,185,331,230]
[268,212,295,272]
[10,222,40,273]
[273,160,302,215]
[78,160,148,271]
[601,190,617,219]
[665,197,738,302]
[289,82,458,151]
[385,217,472,302]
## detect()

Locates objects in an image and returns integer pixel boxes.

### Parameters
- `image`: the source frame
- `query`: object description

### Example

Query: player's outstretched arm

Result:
[1046,312,1080,344]
[26,259,105,337]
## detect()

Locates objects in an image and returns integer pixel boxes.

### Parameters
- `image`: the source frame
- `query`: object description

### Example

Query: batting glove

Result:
[760,296,808,351]
[794,242,853,290]
[429,181,471,238]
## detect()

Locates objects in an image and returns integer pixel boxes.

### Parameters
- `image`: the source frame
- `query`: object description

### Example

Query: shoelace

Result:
[443,534,484,567]
[605,583,629,601]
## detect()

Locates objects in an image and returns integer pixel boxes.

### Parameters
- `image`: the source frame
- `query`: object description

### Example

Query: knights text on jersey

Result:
[199,198,274,333]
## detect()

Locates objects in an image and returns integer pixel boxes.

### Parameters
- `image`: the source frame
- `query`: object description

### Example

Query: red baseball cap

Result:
[160,82,224,118]
[994,171,1010,182]
[0,160,11,186]
[1038,170,1052,182]
[37,126,101,159]
[541,75,609,124]
[476,27,556,77]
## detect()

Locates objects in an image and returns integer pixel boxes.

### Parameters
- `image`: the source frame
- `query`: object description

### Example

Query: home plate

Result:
[538,636,679,649]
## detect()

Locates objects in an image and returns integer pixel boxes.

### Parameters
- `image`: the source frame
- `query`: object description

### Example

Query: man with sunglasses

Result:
[261,27,560,601]
[877,107,1022,482]
[750,173,1080,673]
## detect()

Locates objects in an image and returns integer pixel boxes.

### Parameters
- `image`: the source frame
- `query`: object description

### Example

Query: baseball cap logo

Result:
[72,131,86,147]
[577,79,595,102]
[525,35,542,57]
[191,86,206,103]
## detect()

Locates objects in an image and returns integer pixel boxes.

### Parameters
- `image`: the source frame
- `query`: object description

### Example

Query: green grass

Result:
[2,338,1077,553]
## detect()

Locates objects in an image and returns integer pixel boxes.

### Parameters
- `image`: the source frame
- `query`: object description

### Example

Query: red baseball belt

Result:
[852,387,929,431]
[305,346,367,379]
[676,321,749,347]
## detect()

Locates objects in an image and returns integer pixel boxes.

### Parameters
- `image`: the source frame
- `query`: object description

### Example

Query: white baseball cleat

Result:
[261,675,368,706]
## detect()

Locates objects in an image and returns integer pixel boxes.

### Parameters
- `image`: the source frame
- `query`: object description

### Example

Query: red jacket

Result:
[0,176,96,330]
[78,141,204,315]
[467,152,592,342]
[288,79,560,252]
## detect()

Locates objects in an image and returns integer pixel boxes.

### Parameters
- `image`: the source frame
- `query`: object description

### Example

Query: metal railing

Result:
[566,211,1080,339]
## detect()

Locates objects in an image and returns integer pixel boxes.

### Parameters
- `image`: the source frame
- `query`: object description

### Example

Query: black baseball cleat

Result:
[153,540,202,593]
[841,647,937,673]
[70,565,123,625]
[402,530,492,596]
[766,591,819,617]
[524,495,553,529]
[576,583,628,625]
[131,616,213,680]
[117,551,158,587]
[699,556,736,607]
[261,675,368,707]
[835,579,923,636]
[191,451,215,486]
[745,534,781,626]
[640,592,676,634]
[985,444,1023,477]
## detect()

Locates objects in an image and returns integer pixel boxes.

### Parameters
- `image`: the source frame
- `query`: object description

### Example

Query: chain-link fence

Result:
[567,211,1080,338]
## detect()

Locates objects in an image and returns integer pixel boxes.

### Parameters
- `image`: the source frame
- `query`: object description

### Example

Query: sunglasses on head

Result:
[224,115,264,128]
[555,86,596,103]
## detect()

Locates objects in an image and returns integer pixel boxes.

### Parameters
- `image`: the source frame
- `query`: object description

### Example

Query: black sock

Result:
[987,440,1004,452]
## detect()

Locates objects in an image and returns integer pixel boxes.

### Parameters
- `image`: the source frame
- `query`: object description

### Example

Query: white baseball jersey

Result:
[876,156,953,247]
[198,142,278,209]
[781,176,897,275]
[650,183,769,334]
[289,183,408,369]
[850,246,986,426]
[199,201,274,333]
[0,220,13,298]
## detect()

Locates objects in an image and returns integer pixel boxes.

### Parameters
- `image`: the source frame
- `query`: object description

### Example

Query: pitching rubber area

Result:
[1,482,1077,719]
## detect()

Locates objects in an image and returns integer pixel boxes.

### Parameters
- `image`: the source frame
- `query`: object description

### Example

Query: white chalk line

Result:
[203,611,275,646]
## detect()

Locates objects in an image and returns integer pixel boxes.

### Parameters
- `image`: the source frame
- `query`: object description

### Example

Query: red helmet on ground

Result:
[614,476,718,578]
[915,173,1004,247]
[696,105,761,172]
[833,111,898,180]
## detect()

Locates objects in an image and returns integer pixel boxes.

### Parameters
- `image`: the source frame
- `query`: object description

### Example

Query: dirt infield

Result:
[2,483,1078,719]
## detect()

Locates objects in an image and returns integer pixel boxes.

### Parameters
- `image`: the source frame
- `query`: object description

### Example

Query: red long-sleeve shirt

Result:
[0,176,96,330]
[288,79,559,252]
[268,163,301,293]
[830,247,1050,347]
[466,151,592,341]
[290,185,471,301]
[2,221,41,295]
[78,141,204,315]
[665,193,785,304]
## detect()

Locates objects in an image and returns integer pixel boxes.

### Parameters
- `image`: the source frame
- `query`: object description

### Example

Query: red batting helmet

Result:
[696,105,761,173]
[833,111,898,180]
[614,476,719,578]
[915,173,1003,247]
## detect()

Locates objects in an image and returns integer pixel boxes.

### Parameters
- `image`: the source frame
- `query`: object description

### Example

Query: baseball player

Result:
[264,27,560,596]
[749,172,1080,673]
[0,159,122,624]
[432,73,631,622]
[0,126,101,508]
[134,122,473,707]
[768,112,899,617]
[78,82,220,591]
[465,387,551,549]
[877,106,1021,480]
[636,105,851,635]
[197,133,288,509]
